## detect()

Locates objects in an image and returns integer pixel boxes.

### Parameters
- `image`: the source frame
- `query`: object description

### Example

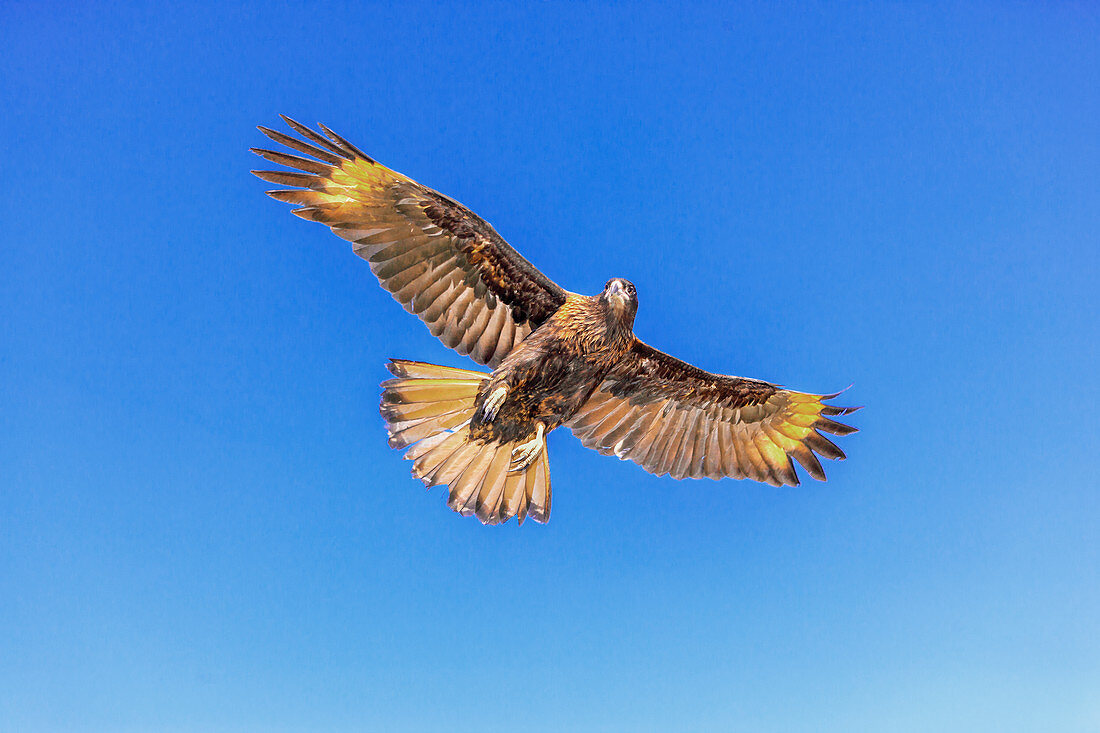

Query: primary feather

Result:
[252,116,567,368]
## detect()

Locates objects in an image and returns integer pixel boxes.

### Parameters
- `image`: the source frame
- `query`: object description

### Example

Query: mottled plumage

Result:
[253,117,860,525]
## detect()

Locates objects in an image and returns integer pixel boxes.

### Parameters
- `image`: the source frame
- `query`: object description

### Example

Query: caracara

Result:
[252,117,859,525]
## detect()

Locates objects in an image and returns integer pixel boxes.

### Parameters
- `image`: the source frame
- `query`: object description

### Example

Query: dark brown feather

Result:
[258,125,344,166]
[253,118,569,367]
[567,340,858,485]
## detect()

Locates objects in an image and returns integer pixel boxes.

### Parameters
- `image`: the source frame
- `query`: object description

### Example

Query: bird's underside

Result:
[252,116,860,525]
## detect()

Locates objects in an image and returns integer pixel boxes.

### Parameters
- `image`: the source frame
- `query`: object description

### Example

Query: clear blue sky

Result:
[2,2,1098,731]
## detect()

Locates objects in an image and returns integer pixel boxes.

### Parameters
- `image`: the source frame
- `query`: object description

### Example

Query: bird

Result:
[251,116,859,526]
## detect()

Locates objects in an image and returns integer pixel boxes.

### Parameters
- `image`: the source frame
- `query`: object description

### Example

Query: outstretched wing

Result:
[567,341,859,486]
[252,117,568,367]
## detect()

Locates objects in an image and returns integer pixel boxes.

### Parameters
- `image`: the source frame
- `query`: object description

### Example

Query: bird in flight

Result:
[252,117,859,525]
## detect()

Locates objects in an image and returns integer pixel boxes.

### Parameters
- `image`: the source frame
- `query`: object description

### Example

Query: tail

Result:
[380,359,552,525]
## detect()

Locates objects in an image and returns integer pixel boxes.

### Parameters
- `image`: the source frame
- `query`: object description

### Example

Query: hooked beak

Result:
[607,280,628,307]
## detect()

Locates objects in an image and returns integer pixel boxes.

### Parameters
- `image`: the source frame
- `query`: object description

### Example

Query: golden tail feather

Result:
[380,359,552,525]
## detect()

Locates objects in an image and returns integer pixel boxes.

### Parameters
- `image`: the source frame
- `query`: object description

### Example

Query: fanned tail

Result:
[380,359,552,525]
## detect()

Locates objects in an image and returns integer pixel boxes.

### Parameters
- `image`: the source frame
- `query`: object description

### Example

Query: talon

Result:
[509,422,545,472]
[479,386,508,423]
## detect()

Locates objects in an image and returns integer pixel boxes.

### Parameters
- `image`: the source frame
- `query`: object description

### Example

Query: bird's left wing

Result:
[251,117,568,367]
[567,341,859,486]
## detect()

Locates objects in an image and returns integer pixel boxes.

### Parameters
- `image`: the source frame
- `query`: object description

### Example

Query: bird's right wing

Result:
[252,117,569,367]
[567,341,859,485]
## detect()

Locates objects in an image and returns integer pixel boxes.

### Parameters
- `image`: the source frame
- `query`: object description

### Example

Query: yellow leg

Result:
[509,422,545,472]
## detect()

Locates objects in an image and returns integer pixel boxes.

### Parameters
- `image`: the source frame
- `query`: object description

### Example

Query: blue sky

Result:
[2,1,1098,731]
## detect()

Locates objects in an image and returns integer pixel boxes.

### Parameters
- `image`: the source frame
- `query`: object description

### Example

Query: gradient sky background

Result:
[3,2,1099,731]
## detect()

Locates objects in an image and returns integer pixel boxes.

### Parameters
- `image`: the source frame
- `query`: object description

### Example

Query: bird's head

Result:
[599,277,638,331]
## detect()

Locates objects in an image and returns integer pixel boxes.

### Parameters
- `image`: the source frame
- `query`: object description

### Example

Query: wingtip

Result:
[821,384,855,400]
[386,358,410,377]
[821,404,864,417]
[316,121,373,162]
[247,169,285,189]
[290,207,319,221]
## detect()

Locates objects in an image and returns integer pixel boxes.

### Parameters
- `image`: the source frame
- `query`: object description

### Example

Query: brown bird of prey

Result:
[252,117,858,525]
